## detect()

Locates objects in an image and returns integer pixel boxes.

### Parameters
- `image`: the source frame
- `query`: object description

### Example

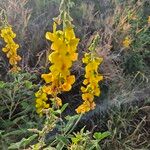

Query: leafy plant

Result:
[0,72,40,149]
[14,105,110,150]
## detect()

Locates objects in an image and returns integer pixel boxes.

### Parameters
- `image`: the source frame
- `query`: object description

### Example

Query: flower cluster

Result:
[76,53,103,114]
[0,26,21,72]
[35,89,49,115]
[35,22,79,115]
[123,36,132,48]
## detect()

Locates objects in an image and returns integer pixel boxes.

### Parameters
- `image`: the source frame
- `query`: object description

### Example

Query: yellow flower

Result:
[83,79,89,85]
[45,22,57,41]
[65,27,79,48]
[81,86,87,93]
[61,75,75,91]
[55,97,62,107]
[46,25,79,54]
[76,103,90,114]
[49,52,60,63]
[42,85,52,95]
[51,38,64,51]
[49,65,60,77]
[36,100,50,117]
[76,101,95,114]
[0,27,16,39]
[2,47,9,53]
[41,73,53,83]
[82,93,94,102]
[148,16,150,25]
[64,27,75,40]
[9,66,21,72]
[66,75,75,85]
[82,53,91,64]
[36,98,43,107]
[35,90,48,100]
[35,90,42,97]
[123,36,132,48]
[85,63,93,74]
[9,55,21,65]
[93,87,100,96]
[61,83,72,91]
[3,36,14,43]
[70,53,78,61]
[35,89,50,115]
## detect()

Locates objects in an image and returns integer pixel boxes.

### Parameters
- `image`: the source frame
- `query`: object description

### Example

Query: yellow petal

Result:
[45,32,54,41]
[41,73,53,83]
[62,83,71,91]
[2,47,9,53]
[67,75,75,85]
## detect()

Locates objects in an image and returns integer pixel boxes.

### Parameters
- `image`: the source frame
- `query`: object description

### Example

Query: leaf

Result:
[21,101,29,109]
[25,81,33,89]
[88,139,102,150]
[93,131,110,141]
[60,103,68,113]
[0,81,5,88]
[13,115,26,124]
[3,129,26,137]
[56,135,69,145]
[56,142,65,150]
[63,115,80,133]
[8,134,38,149]
[43,146,56,150]
[71,135,82,144]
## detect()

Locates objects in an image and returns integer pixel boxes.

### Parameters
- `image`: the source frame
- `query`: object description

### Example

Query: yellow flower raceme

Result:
[35,22,79,115]
[0,26,21,72]
[76,53,103,114]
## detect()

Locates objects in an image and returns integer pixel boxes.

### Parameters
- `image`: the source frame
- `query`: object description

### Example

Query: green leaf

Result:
[60,103,68,113]
[56,134,70,150]
[56,142,65,150]
[63,115,80,133]
[55,110,61,114]
[21,101,29,109]
[13,115,26,124]
[56,135,69,145]
[93,131,110,141]
[25,81,33,89]
[0,81,5,88]
[8,134,38,149]
[3,129,26,137]
[43,146,56,150]
[71,134,82,144]
[88,139,102,150]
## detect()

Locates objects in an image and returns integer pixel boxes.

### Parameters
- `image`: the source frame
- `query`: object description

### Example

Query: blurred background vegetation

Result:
[0,0,150,149]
